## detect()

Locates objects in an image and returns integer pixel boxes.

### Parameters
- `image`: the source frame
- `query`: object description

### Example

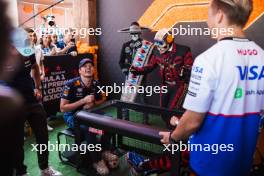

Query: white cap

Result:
[154,28,170,41]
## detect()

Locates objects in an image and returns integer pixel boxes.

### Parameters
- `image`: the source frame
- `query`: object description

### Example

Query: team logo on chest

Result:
[24,59,31,68]
[76,87,84,97]
[77,88,83,92]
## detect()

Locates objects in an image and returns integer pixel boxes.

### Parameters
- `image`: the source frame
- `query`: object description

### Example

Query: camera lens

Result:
[48,21,54,26]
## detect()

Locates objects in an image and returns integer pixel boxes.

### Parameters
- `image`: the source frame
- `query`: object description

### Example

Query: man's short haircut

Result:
[24,27,34,34]
[212,0,253,27]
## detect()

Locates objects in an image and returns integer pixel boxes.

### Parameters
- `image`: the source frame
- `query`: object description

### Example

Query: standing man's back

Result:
[184,38,264,176]
[159,0,264,176]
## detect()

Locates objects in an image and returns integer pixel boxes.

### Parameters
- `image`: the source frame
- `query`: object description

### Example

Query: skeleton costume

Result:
[119,39,142,75]
[132,29,194,125]
[118,22,150,123]
[118,22,149,76]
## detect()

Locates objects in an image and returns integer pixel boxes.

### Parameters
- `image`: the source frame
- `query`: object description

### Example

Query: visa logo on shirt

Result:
[192,66,203,74]
[237,66,264,80]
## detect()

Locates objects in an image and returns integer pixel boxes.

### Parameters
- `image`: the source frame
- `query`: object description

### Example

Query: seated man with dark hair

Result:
[60,58,119,176]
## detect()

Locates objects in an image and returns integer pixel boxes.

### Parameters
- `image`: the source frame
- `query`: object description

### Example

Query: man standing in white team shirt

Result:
[159,0,264,176]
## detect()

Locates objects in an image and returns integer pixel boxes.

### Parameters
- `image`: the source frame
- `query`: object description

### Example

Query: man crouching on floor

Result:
[60,58,119,175]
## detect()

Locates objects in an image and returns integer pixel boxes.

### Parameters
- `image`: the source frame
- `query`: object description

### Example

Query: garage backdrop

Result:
[97,0,264,106]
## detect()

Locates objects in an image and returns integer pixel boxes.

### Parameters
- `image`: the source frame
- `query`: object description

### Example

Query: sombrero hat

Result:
[118,22,150,34]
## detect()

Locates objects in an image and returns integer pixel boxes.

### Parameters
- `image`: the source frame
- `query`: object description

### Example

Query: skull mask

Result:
[130,33,140,41]
[154,28,171,54]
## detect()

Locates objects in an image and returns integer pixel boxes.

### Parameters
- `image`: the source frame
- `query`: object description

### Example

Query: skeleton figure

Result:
[119,22,143,76]
[118,22,150,123]
[131,28,194,127]
[154,28,171,54]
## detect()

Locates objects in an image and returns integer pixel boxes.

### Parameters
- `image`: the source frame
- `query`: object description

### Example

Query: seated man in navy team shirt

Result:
[60,58,119,176]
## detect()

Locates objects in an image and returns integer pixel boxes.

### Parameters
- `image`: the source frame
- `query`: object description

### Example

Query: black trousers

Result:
[15,103,49,175]
[0,96,24,176]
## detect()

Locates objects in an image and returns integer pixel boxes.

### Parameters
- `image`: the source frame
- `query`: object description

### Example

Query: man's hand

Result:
[159,131,171,144]
[70,51,77,57]
[170,116,180,126]
[50,48,57,56]
[34,88,42,102]
[121,68,129,75]
[130,66,138,74]
[66,42,75,49]
[83,102,95,110]
[83,95,95,104]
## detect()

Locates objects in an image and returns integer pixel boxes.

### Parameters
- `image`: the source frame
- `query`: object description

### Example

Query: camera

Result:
[70,38,75,43]
[46,15,55,27]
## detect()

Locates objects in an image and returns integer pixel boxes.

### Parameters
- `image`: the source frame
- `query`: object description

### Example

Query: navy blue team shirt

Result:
[61,77,102,128]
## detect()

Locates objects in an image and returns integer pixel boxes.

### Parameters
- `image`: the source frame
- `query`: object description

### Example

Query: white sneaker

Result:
[47,125,53,131]
[40,166,62,176]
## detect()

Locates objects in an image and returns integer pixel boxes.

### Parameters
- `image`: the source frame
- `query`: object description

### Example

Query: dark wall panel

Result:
[97,0,153,88]
[98,0,264,106]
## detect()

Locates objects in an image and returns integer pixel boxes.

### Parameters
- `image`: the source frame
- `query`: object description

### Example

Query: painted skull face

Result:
[154,39,169,54]
[130,33,140,41]
[154,28,171,54]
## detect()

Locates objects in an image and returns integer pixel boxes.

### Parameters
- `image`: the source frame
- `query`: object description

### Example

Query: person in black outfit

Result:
[7,28,62,176]
[0,2,22,176]
[119,22,143,76]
